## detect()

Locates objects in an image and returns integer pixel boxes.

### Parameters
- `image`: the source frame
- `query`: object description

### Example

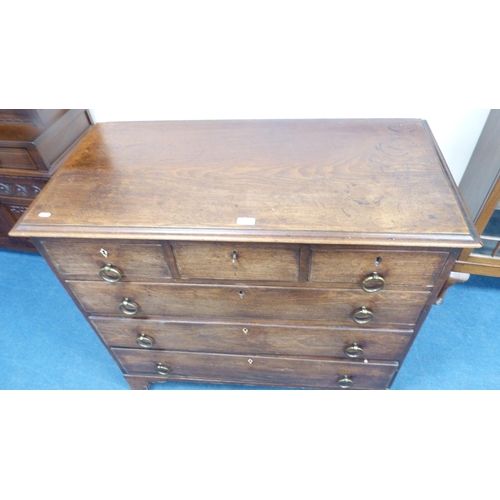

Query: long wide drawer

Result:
[91,317,413,360]
[69,281,430,326]
[112,348,399,389]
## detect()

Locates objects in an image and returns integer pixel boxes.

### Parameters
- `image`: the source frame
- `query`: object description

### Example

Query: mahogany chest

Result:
[10,119,480,389]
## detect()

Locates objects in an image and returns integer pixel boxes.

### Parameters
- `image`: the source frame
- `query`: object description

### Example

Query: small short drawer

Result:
[69,281,430,327]
[92,317,413,360]
[171,241,300,281]
[310,248,449,288]
[112,348,399,389]
[0,147,37,171]
[40,239,171,280]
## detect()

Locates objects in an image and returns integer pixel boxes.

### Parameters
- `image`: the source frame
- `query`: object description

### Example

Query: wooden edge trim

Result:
[422,119,482,247]
[9,224,483,248]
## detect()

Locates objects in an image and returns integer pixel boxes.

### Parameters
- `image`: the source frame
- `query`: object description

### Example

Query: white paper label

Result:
[38,212,52,218]
[236,217,256,226]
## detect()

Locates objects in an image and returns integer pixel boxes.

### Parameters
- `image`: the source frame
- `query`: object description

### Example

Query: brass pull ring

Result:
[344,343,364,358]
[119,297,139,316]
[351,306,374,324]
[99,263,123,283]
[361,272,385,293]
[156,363,171,376]
[337,375,354,389]
[136,333,155,348]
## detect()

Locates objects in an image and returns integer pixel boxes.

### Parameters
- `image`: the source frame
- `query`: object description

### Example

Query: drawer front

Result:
[69,281,430,326]
[0,147,37,171]
[112,348,398,389]
[91,317,413,360]
[171,242,300,281]
[310,249,449,287]
[40,239,171,280]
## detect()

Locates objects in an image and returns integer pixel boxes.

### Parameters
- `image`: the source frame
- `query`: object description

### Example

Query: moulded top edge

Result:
[9,223,482,248]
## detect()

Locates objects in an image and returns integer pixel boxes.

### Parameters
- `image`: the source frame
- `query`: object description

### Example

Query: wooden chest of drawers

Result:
[10,119,480,389]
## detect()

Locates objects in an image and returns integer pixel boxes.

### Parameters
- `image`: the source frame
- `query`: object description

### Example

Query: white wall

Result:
[89,108,489,185]
[80,2,493,187]
[424,110,489,184]
[5,2,495,186]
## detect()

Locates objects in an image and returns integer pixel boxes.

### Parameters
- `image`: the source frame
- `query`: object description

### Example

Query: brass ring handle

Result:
[337,375,354,389]
[136,333,155,348]
[156,363,171,376]
[119,297,140,316]
[344,343,364,358]
[351,306,374,324]
[99,263,123,282]
[361,272,385,292]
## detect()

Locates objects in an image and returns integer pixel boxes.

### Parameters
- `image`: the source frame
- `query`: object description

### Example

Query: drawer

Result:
[92,317,413,360]
[171,241,300,281]
[40,239,171,280]
[0,147,37,171]
[112,348,399,389]
[69,281,430,326]
[310,248,449,288]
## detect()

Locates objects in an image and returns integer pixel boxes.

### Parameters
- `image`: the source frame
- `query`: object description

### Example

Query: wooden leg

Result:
[435,271,470,305]
[124,375,151,390]
[123,374,170,390]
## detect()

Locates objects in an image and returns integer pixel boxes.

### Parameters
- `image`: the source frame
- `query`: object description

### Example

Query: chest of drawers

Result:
[10,119,480,389]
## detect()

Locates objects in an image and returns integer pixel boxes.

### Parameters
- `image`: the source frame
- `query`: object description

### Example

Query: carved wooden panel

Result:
[0,179,43,199]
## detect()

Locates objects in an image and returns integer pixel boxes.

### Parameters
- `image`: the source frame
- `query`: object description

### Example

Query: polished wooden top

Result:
[11,119,480,247]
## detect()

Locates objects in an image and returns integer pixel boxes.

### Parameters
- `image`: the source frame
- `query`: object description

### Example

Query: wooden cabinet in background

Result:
[437,110,500,301]
[0,110,93,251]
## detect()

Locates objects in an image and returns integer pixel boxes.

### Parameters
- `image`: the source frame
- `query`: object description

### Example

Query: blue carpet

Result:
[1,248,499,390]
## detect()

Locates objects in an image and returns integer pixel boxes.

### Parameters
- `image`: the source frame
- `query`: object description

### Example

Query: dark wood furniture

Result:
[10,119,479,389]
[437,109,500,301]
[0,109,93,251]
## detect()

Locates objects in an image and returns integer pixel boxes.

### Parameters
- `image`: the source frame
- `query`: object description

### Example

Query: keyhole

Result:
[374,256,382,266]
[100,248,108,258]
[238,290,245,299]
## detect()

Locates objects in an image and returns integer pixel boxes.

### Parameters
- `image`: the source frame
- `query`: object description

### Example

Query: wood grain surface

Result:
[113,347,398,389]
[40,238,171,279]
[11,119,480,247]
[310,247,449,286]
[91,316,413,360]
[68,281,430,326]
